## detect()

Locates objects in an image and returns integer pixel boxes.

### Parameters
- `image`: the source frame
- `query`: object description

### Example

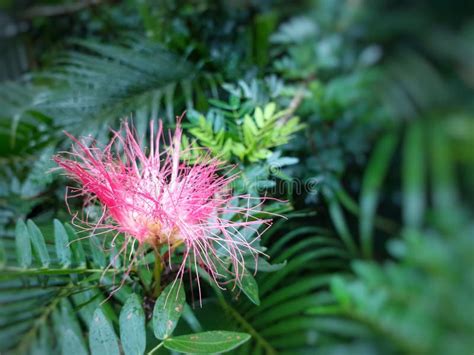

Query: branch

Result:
[280,83,309,124]
[0,266,127,280]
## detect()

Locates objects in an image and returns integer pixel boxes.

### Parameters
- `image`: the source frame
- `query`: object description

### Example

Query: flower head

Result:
[54,119,272,291]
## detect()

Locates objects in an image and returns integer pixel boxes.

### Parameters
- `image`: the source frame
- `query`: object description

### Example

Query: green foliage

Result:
[187,102,303,162]
[332,220,474,355]
[38,39,193,131]
[1,219,112,353]
[1,1,473,354]
[0,82,54,156]
[320,117,473,354]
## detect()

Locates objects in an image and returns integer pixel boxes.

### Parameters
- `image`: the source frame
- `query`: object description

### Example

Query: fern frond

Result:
[202,217,356,353]
[0,219,124,354]
[34,39,193,132]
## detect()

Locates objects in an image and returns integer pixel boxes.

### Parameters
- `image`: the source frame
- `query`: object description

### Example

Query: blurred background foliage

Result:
[0,0,473,354]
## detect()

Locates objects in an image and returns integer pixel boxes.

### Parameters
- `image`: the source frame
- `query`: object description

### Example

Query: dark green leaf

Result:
[163,331,250,353]
[429,121,458,210]
[330,276,352,308]
[152,281,185,340]
[15,219,32,268]
[245,257,287,273]
[323,187,358,256]
[50,305,87,355]
[89,308,120,355]
[238,268,260,305]
[54,219,72,267]
[61,329,88,355]
[27,220,50,267]
[359,132,397,258]
[89,235,106,267]
[65,224,86,266]
[55,301,88,355]
[402,122,426,229]
[120,294,146,355]
[33,325,52,355]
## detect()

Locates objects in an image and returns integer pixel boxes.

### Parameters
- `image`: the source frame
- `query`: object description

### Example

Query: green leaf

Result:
[264,102,276,119]
[359,132,397,258]
[163,331,251,353]
[209,98,236,110]
[61,329,88,355]
[89,308,120,355]
[60,298,86,341]
[429,120,458,211]
[244,114,259,135]
[15,219,32,268]
[53,302,88,355]
[54,219,72,267]
[402,122,425,229]
[245,257,287,273]
[246,275,331,318]
[65,223,86,266]
[120,294,146,355]
[27,220,50,267]
[152,281,185,340]
[33,325,52,355]
[323,187,358,256]
[238,268,260,305]
[254,107,265,128]
[89,235,106,267]
[330,276,352,308]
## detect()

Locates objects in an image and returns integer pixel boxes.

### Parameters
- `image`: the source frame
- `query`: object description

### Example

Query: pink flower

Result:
[54,118,272,293]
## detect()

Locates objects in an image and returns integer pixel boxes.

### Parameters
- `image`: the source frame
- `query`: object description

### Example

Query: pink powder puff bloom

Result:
[54,118,273,293]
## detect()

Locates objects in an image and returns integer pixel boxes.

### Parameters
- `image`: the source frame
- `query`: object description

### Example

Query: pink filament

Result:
[54,119,272,289]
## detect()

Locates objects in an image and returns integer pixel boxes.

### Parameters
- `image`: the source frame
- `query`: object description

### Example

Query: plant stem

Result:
[147,341,164,355]
[0,266,127,277]
[152,249,164,298]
